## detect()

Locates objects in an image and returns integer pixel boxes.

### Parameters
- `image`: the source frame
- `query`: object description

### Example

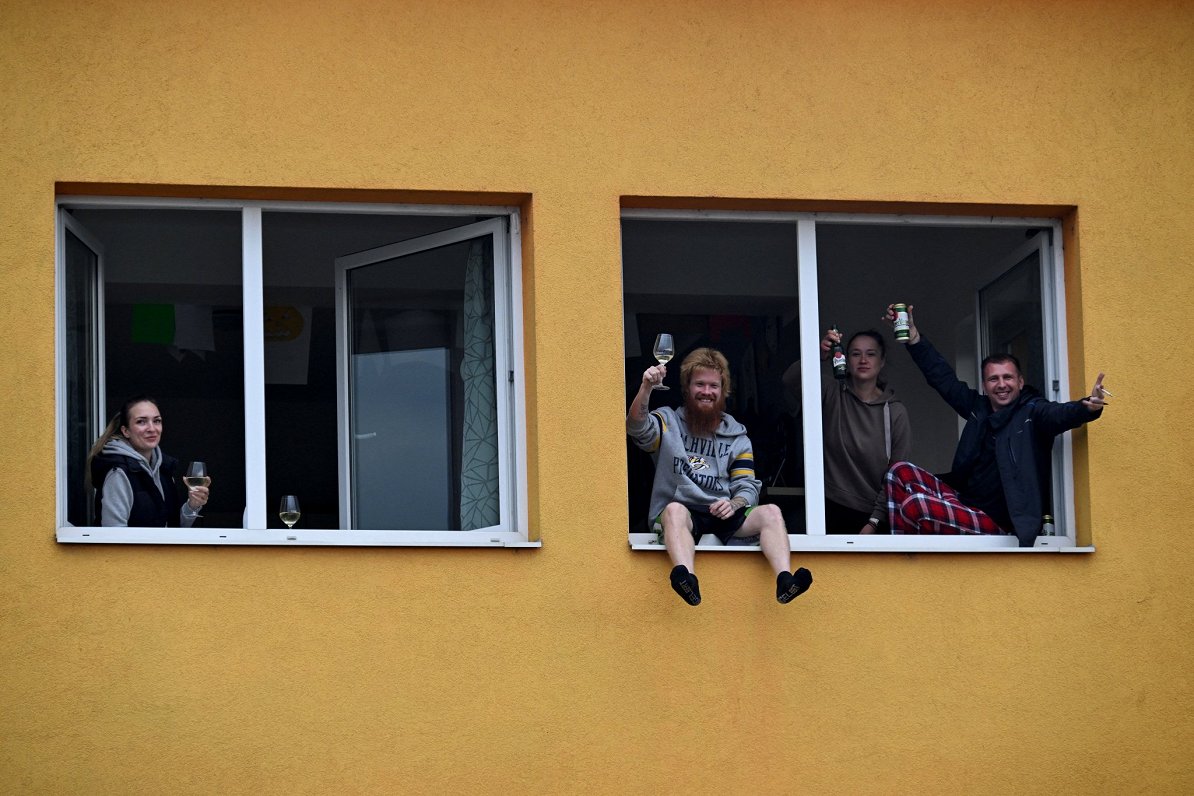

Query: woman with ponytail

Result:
[85,396,209,527]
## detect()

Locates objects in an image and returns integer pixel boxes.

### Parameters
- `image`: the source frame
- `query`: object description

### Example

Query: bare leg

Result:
[736,504,812,602]
[736,503,790,575]
[661,502,696,572]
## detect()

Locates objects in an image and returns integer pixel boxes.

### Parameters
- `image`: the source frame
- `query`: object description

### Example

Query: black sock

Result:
[670,565,702,606]
[777,567,813,603]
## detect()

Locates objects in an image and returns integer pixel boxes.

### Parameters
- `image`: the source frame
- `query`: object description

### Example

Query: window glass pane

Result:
[621,218,804,534]
[64,228,97,526]
[346,237,498,530]
[70,208,244,527]
[262,213,498,531]
[814,222,1049,531]
[261,212,342,530]
[981,250,1044,391]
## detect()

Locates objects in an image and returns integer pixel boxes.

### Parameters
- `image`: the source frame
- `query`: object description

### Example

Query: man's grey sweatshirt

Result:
[628,406,761,525]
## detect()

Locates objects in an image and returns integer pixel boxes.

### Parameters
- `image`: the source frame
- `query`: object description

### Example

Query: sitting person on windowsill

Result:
[882,304,1107,546]
[627,346,812,606]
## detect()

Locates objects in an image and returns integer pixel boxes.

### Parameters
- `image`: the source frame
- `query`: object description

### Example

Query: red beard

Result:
[685,394,726,437]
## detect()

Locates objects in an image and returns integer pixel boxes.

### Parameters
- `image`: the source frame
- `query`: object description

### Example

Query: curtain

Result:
[459,239,500,529]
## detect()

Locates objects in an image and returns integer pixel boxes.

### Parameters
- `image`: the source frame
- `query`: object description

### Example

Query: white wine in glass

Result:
[652,333,675,390]
[279,495,301,529]
[184,461,210,490]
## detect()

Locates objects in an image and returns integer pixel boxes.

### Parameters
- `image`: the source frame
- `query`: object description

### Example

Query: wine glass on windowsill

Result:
[279,495,301,529]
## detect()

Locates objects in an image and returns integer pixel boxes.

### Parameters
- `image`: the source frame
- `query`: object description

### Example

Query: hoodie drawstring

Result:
[884,402,892,460]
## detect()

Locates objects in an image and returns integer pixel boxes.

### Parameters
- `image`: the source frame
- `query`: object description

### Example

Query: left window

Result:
[56,197,530,546]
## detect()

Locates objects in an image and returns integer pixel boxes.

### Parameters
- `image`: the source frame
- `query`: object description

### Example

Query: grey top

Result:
[627,405,762,524]
[784,361,912,523]
[99,438,200,528]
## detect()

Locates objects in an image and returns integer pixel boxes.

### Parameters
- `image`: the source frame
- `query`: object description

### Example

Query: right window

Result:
[623,209,1078,552]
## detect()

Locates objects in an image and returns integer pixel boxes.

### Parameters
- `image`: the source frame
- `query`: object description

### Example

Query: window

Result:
[623,208,1081,552]
[56,196,530,547]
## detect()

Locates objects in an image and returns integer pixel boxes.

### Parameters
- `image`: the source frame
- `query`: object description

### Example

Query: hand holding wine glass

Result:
[184,461,209,489]
[279,495,301,529]
[184,461,211,511]
[651,333,674,391]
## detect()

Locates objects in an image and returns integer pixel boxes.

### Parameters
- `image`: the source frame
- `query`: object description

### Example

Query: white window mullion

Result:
[54,211,69,527]
[242,207,267,529]
[507,211,529,536]
[797,218,826,536]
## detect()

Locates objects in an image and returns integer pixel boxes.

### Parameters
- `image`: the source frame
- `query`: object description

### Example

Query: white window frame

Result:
[55,195,534,547]
[623,208,1089,554]
[333,217,514,534]
[56,212,107,527]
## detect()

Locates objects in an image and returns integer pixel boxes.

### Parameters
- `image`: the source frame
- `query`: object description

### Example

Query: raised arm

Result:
[782,328,840,414]
[885,304,977,418]
[627,363,666,426]
[1081,372,1111,414]
[627,363,668,452]
[884,303,920,346]
[1030,372,1110,438]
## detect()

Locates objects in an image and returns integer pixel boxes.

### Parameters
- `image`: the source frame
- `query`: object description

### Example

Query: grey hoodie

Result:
[628,405,762,524]
[97,439,199,528]
[784,362,912,523]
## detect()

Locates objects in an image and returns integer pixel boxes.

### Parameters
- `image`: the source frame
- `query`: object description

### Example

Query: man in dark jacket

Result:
[883,305,1108,547]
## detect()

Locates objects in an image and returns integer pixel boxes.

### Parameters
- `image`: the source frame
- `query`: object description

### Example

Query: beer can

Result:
[893,303,910,342]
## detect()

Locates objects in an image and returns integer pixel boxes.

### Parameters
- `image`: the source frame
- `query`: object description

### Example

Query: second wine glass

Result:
[652,333,674,390]
[279,495,301,529]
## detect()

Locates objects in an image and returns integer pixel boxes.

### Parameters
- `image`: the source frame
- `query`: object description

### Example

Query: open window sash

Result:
[334,217,513,533]
[978,230,1073,539]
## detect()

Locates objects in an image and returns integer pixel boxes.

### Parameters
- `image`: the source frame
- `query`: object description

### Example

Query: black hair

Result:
[980,353,1022,376]
[847,329,886,358]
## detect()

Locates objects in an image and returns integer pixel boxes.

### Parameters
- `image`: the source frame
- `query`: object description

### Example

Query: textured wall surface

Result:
[2,0,1193,793]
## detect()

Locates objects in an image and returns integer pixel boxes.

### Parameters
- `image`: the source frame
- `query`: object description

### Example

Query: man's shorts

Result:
[652,503,758,545]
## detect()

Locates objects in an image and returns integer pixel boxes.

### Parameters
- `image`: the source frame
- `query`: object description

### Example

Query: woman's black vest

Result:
[91,452,183,527]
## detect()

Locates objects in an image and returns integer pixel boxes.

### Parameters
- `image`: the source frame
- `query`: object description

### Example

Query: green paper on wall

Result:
[131,304,175,344]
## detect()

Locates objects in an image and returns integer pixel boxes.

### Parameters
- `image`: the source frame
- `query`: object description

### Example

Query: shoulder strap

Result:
[884,402,892,459]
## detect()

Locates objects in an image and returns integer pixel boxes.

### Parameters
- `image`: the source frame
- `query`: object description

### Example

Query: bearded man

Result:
[627,346,812,606]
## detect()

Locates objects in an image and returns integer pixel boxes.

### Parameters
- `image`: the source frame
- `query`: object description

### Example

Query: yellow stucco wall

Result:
[3,0,1193,792]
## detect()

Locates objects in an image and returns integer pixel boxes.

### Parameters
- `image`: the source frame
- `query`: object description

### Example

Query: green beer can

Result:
[893,303,910,342]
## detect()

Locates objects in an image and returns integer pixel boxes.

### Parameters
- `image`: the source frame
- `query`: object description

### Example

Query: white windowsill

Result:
[628,532,1094,553]
[57,526,541,548]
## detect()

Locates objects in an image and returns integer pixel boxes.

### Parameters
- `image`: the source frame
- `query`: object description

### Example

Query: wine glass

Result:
[279,495,301,529]
[184,461,210,492]
[652,333,674,390]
